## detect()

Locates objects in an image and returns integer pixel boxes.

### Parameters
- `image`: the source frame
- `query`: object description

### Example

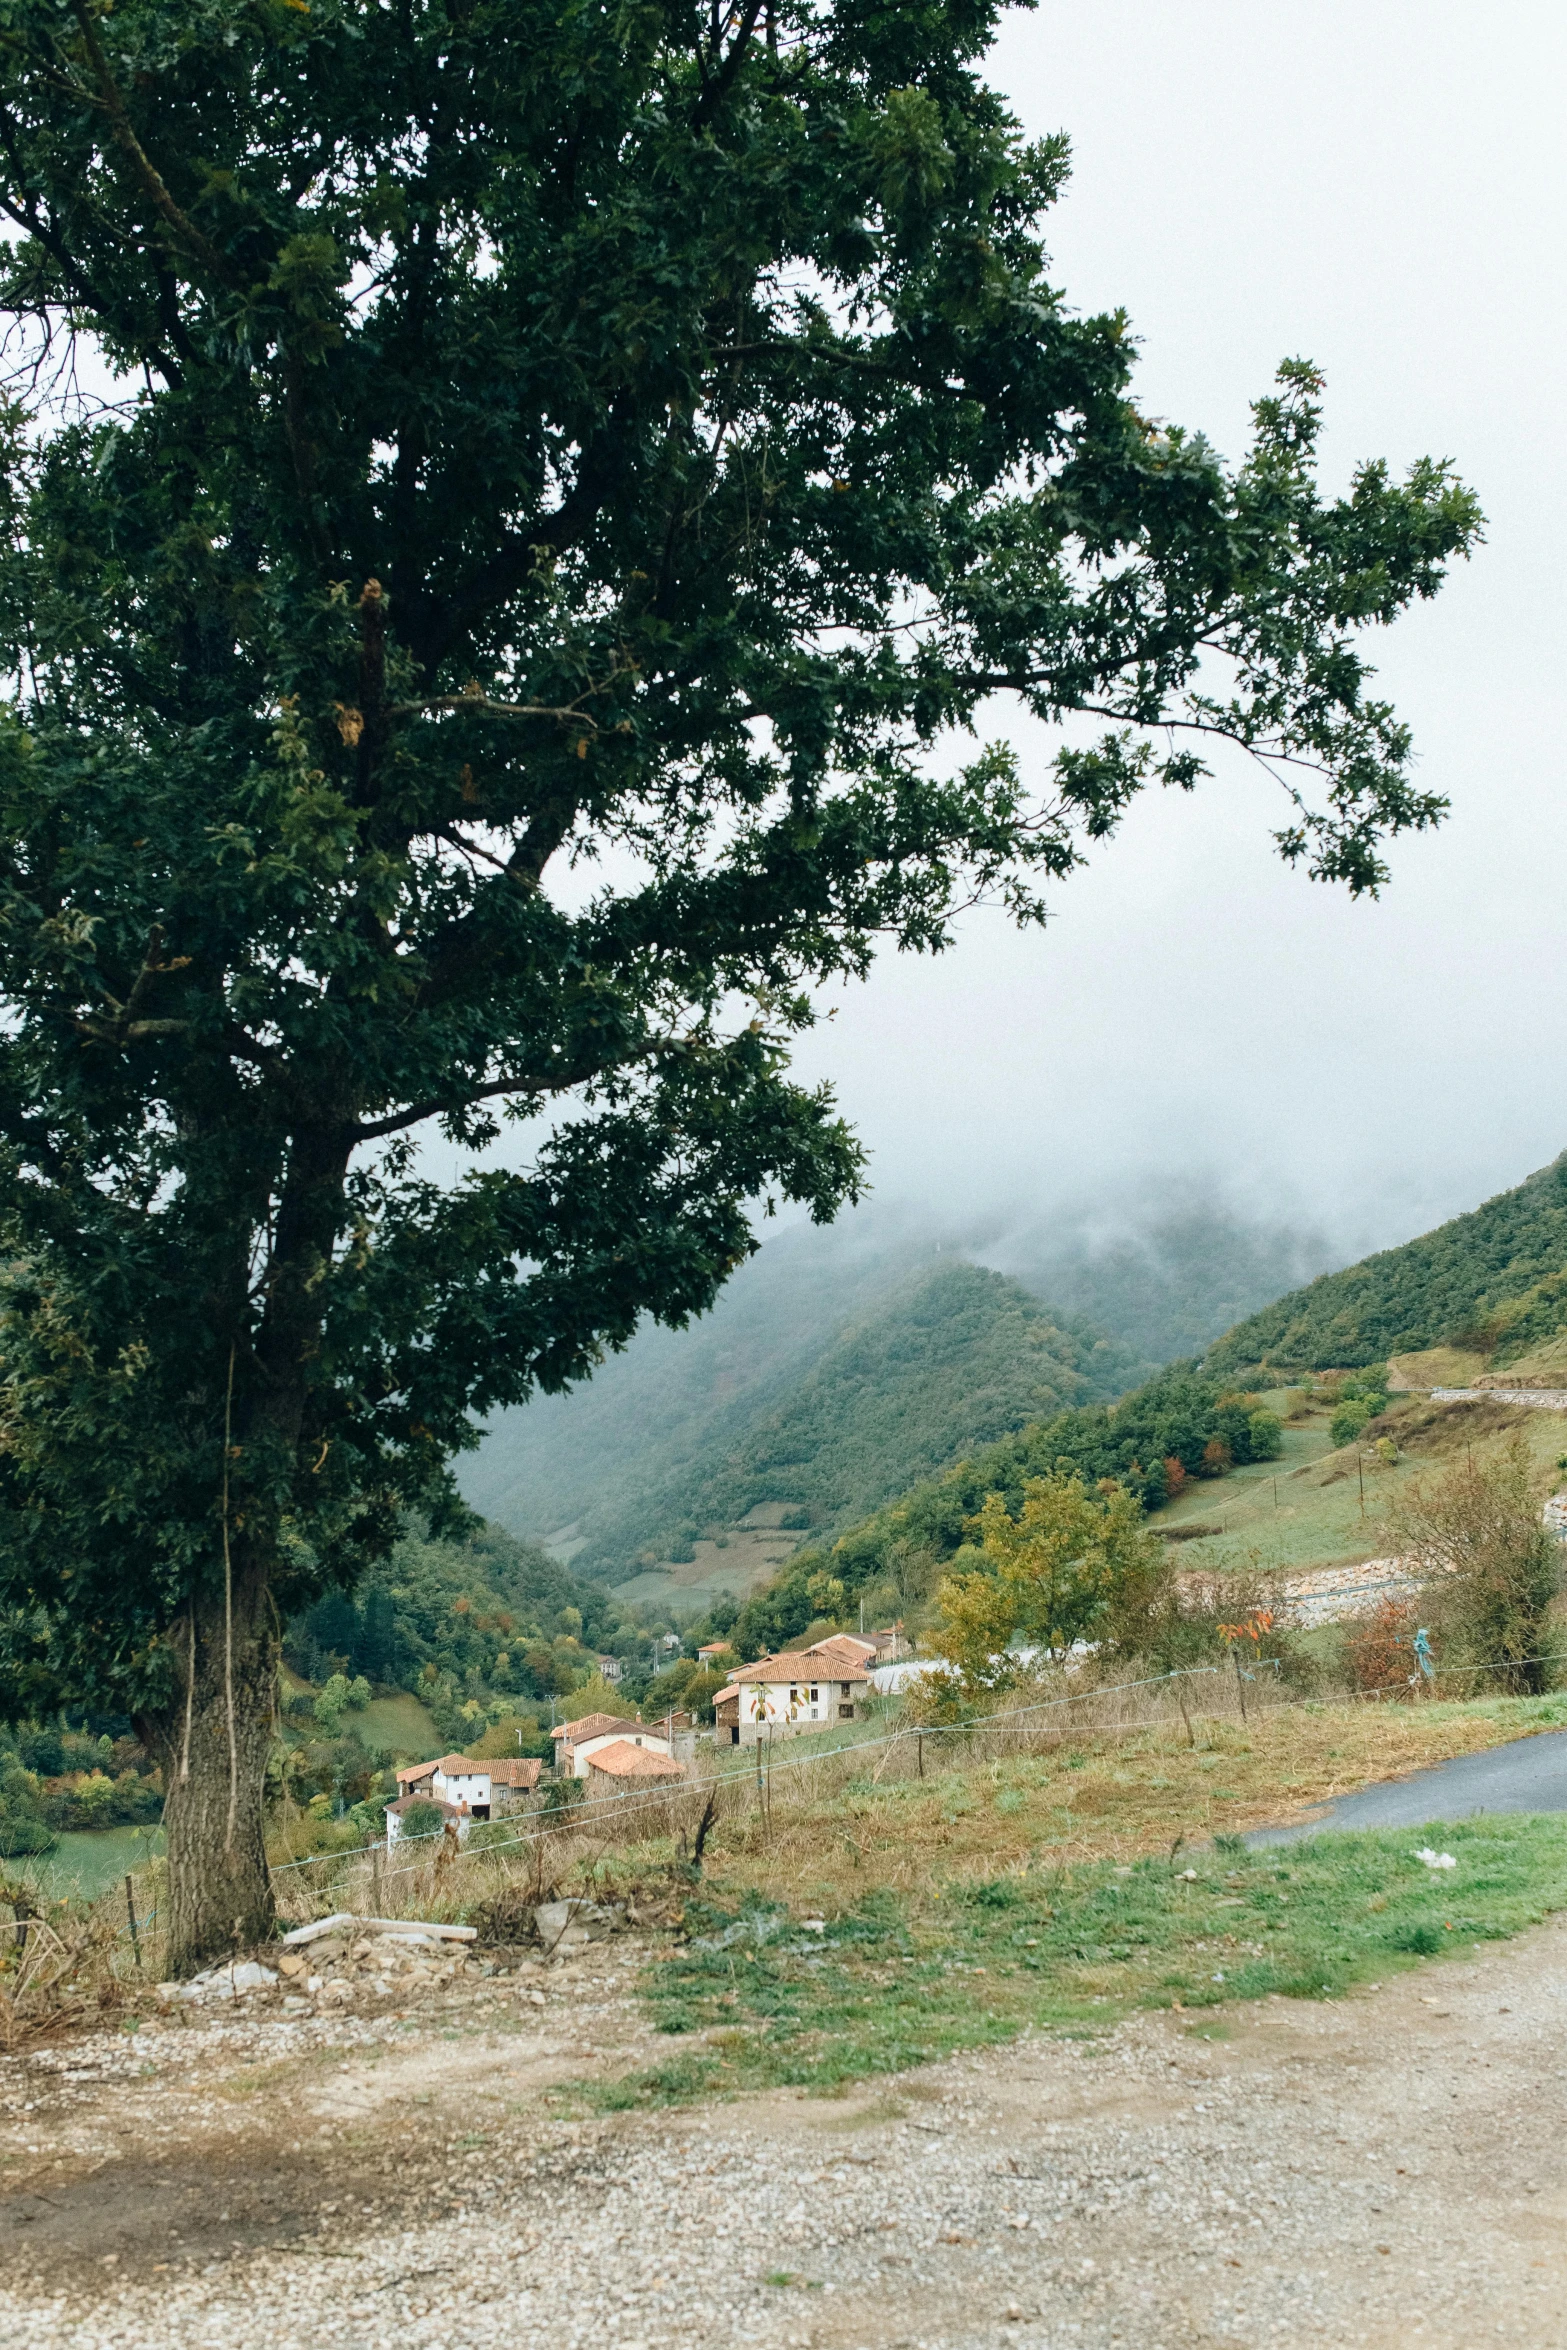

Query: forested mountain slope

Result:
[459,1217,940,1557]
[461,1198,1326,1579]
[728,1363,1282,1655]
[1205,1151,1567,1376]
[562,1261,1132,1581]
[603,1262,1129,1564]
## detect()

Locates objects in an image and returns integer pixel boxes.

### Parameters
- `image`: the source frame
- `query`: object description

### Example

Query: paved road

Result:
[1249,1723,1567,1844]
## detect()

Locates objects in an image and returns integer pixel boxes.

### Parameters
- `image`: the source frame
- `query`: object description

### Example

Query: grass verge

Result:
[574,1811,1567,2113]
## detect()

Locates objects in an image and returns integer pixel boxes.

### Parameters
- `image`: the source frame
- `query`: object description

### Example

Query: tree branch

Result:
[67,2,240,292]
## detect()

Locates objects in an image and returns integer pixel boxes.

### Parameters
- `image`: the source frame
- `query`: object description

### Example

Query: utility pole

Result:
[1357,1449,1365,1518]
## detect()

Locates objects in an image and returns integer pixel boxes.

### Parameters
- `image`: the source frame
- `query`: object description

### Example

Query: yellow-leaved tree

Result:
[935,1473,1166,1694]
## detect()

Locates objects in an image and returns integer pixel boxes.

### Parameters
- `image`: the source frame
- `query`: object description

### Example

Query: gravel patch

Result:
[4,1918,1567,2347]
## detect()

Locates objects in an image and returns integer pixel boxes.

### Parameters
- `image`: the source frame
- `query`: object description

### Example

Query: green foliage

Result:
[1387,1436,1563,1694]
[537,1262,1132,1578]
[468,1204,1335,1566]
[639,1655,730,1724]
[0,2,1480,1760]
[1208,1153,1567,1373]
[1329,1396,1376,1448]
[286,1517,643,1724]
[935,1471,1165,1688]
[0,1758,54,1855]
[731,1365,1282,1654]
[396,1799,450,1843]
[1246,1409,1284,1460]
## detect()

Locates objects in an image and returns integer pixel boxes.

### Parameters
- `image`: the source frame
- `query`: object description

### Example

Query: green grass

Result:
[1154,1391,1567,1576]
[572,1813,1567,2111]
[357,1690,443,1757]
[7,1823,165,1904]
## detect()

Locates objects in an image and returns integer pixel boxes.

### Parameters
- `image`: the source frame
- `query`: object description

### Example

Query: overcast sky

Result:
[778,0,1567,1263]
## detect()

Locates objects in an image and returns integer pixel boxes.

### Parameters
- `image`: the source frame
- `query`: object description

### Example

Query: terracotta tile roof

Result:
[396,1752,537,1790]
[585,1739,686,1782]
[552,1712,646,1744]
[734,1651,869,1687]
[803,1634,877,1670]
[386,1794,459,1818]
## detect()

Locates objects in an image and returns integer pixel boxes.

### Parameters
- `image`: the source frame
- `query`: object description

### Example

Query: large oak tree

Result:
[0,0,1479,1969]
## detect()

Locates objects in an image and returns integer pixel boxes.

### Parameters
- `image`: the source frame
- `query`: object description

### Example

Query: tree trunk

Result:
[138,1562,278,1978]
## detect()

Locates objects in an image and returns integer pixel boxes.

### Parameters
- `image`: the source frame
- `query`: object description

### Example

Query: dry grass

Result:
[705,1689,1567,1920]
[264,1676,1567,1937]
[13,1677,1567,2025]
[0,1876,134,2049]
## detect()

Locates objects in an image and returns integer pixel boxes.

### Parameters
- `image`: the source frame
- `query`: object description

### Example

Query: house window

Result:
[809,1687,819,1702]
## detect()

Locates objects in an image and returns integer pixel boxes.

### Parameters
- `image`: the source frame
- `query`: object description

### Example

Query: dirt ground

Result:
[3,1916,1566,2350]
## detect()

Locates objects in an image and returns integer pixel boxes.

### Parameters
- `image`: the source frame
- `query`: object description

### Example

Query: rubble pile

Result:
[158,1918,512,2014]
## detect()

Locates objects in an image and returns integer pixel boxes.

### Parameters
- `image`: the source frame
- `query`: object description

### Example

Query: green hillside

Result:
[563,1261,1133,1580]
[1205,1151,1567,1376]
[461,1198,1329,1583]
[728,1362,1283,1655]
[458,1216,938,1556]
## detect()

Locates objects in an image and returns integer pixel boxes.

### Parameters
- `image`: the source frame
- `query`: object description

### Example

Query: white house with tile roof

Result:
[712,1636,871,1746]
[550,1713,678,1779]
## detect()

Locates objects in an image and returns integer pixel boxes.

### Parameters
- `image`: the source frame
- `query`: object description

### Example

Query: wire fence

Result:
[57,1639,1567,1958]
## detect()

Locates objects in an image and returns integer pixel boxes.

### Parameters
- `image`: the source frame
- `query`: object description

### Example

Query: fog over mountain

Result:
[457,1187,1342,1569]
[454,5,1567,1571]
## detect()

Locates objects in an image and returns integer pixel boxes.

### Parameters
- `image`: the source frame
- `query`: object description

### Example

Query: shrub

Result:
[0,1764,53,1856]
[1330,1396,1375,1448]
[396,1798,450,1842]
[1385,1435,1561,1694]
[1343,1597,1423,1698]
[1247,1410,1284,1461]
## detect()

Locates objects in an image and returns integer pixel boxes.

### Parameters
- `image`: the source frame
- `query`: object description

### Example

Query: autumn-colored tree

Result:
[935,1472,1164,1691]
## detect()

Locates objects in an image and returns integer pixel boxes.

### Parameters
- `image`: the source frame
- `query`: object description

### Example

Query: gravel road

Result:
[1250,1725,1567,1843]
[4,1912,1567,2350]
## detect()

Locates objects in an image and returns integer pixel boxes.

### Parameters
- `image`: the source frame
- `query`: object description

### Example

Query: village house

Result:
[597,1654,624,1683]
[585,1738,687,1789]
[550,1712,678,1779]
[384,1793,466,1848]
[712,1635,872,1745]
[393,1752,542,1821]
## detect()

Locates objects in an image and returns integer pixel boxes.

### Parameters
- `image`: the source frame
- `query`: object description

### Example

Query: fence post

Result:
[1233,1648,1248,1725]
[1176,1681,1195,1749]
[124,1873,142,1970]
[918,1732,925,1780]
